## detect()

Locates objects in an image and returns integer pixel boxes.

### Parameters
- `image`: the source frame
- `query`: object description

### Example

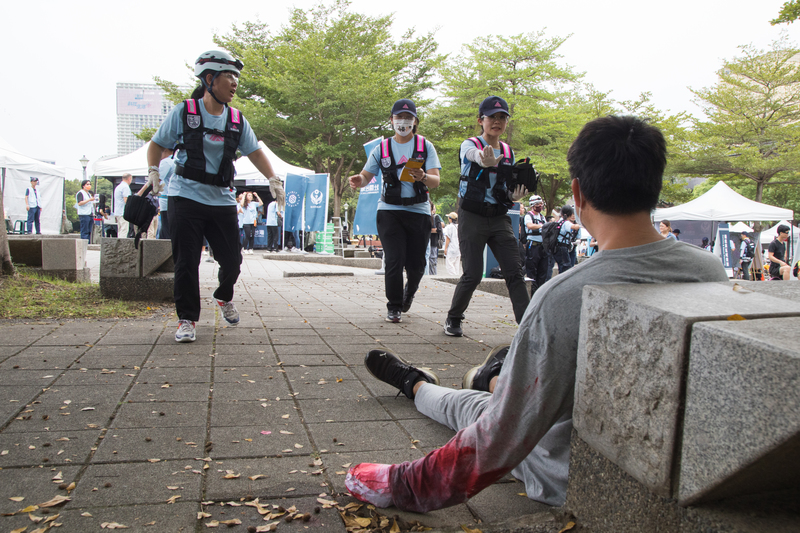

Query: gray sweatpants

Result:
[414,383,572,506]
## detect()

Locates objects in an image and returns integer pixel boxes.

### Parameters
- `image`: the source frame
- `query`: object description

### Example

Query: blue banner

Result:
[284,174,307,232]
[353,137,383,235]
[304,173,329,232]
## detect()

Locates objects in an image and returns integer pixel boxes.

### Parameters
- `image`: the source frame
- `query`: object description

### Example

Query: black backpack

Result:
[123,184,158,249]
[540,220,565,254]
[741,239,755,260]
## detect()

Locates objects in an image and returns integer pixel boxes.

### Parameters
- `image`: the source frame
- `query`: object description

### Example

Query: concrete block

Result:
[140,239,174,277]
[7,236,44,266]
[343,248,355,258]
[99,238,140,278]
[728,279,800,302]
[574,282,800,497]
[44,268,91,283]
[354,250,371,258]
[42,238,86,271]
[566,430,800,533]
[99,273,173,301]
[282,271,354,278]
[679,317,800,505]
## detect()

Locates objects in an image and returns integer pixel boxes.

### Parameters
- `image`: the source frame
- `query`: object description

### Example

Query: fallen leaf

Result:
[391,518,401,533]
[558,523,576,533]
[20,505,39,513]
[1,450,8,455]
[38,495,70,508]
[260,431,271,435]
[205,520,220,528]
[294,443,303,449]
[727,314,746,321]
[223,471,240,479]
[248,475,266,480]
[167,486,180,490]
[198,512,212,519]
[81,407,95,411]
[461,526,482,533]
[341,463,352,468]
[100,522,130,529]
[166,495,181,504]
[317,498,338,506]
[9,497,24,502]
[257,522,280,532]
[29,513,44,523]
[220,520,241,526]
[285,487,295,492]
[148,459,160,463]
[281,414,290,419]
[10,528,27,533]
[279,430,293,435]
[81,512,93,517]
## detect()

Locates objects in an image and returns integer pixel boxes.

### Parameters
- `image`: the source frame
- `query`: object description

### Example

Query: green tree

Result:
[133,127,157,143]
[771,0,800,24]
[679,38,800,206]
[213,0,443,217]
[434,31,585,211]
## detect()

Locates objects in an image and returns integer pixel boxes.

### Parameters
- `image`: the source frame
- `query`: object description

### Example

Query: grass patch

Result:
[0,267,170,320]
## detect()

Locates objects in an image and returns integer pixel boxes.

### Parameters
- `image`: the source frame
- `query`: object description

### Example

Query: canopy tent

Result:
[653,181,793,222]
[729,222,754,233]
[92,141,313,182]
[760,220,799,243]
[1,137,66,235]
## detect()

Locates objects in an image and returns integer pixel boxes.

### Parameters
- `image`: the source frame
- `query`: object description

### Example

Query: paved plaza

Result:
[0,252,562,532]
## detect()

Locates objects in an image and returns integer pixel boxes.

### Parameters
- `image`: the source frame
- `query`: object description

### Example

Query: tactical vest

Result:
[175,99,242,189]
[526,212,546,236]
[379,135,429,206]
[459,137,514,216]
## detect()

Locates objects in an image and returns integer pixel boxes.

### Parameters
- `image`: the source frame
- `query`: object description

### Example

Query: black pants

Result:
[267,225,280,251]
[376,209,429,313]
[448,209,530,323]
[169,197,241,322]
[243,224,256,250]
[526,241,551,295]
[158,211,170,240]
[554,245,573,274]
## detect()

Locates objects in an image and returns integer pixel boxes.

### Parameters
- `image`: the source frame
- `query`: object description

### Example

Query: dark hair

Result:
[567,115,666,214]
[777,224,790,234]
[191,83,206,100]
[561,205,574,218]
[81,180,91,188]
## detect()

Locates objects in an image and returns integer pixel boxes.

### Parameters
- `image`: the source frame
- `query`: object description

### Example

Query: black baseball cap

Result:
[479,95,510,117]
[30,177,39,182]
[391,99,417,117]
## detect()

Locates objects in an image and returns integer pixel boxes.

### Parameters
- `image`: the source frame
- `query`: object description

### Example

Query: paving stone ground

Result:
[0,251,560,532]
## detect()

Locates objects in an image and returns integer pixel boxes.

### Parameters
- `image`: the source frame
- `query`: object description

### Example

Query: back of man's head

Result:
[122,173,133,183]
[567,115,666,215]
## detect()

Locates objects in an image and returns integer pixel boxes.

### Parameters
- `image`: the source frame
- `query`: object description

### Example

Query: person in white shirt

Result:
[113,174,133,238]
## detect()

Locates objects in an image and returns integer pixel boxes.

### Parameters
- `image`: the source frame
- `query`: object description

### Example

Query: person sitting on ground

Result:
[768,225,792,281]
[345,115,729,513]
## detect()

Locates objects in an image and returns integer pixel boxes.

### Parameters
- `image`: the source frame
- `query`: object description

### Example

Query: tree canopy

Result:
[213,0,443,216]
[678,38,800,204]
[771,0,800,25]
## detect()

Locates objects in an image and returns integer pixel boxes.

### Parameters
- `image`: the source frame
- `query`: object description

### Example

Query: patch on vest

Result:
[187,115,201,129]
[381,157,391,168]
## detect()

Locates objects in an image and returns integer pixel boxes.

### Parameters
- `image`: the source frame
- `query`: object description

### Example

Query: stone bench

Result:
[99,238,174,301]
[8,235,90,282]
[566,280,800,532]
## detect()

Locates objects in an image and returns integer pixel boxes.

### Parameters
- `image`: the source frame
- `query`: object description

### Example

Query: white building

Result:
[115,82,175,156]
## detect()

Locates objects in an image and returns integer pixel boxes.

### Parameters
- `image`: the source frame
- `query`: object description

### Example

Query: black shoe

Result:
[386,310,402,323]
[365,349,439,399]
[401,285,414,313]
[462,344,510,392]
[444,317,463,337]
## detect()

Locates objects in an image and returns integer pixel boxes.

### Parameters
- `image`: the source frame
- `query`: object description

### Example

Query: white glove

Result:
[509,184,527,202]
[269,176,285,210]
[479,144,503,168]
[147,168,163,195]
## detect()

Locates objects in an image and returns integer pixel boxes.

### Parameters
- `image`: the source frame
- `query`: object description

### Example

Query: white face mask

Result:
[393,119,414,136]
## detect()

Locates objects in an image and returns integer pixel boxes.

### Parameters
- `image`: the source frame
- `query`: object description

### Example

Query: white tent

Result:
[760,220,799,243]
[653,181,793,222]
[92,140,313,181]
[1,137,66,235]
[729,222,753,233]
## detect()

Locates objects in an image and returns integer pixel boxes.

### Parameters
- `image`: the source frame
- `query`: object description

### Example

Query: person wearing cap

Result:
[24,177,42,234]
[75,180,96,240]
[443,212,461,276]
[348,98,442,324]
[147,50,284,343]
[443,96,529,337]
[738,231,754,280]
[347,115,729,514]
[553,205,582,274]
[768,225,792,280]
[524,194,549,294]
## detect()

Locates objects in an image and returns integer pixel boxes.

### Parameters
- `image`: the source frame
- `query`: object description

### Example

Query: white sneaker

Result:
[215,298,240,325]
[291,247,300,252]
[175,320,196,342]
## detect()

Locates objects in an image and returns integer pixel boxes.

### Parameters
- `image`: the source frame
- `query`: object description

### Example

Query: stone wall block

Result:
[99,238,141,278]
[679,317,800,505]
[140,239,174,276]
[574,282,800,497]
[42,238,86,271]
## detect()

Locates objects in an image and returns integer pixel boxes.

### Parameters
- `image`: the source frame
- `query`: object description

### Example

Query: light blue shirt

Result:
[113,181,131,216]
[525,211,546,242]
[458,136,515,205]
[158,158,176,212]
[242,202,260,225]
[363,136,441,216]
[266,201,278,226]
[153,99,260,206]
[558,219,577,244]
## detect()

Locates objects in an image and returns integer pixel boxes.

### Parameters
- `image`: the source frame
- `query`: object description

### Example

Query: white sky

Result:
[2,0,798,181]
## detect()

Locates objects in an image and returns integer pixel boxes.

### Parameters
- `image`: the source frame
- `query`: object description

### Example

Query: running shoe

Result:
[175,320,196,343]
[364,349,439,399]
